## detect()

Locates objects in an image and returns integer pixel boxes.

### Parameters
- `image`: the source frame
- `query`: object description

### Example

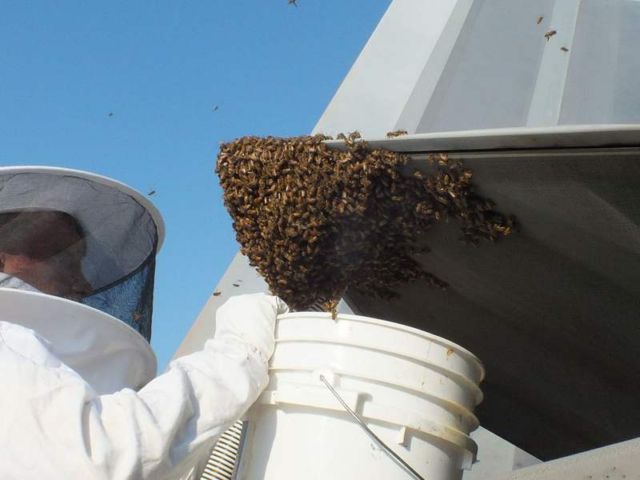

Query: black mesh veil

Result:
[82,255,157,341]
[0,168,163,342]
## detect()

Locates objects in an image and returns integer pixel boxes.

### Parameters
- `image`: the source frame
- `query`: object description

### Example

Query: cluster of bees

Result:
[216,133,516,313]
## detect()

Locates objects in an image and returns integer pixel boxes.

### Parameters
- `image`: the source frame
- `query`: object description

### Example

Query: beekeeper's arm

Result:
[110,293,288,477]
[1,293,287,479]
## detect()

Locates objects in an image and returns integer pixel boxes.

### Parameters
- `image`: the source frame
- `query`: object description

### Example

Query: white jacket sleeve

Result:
[0,293,288,480]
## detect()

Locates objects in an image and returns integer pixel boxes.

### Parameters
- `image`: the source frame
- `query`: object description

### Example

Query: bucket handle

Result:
[319,374,426,480]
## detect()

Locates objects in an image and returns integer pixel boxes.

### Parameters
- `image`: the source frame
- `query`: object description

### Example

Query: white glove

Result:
[214,293,289,361]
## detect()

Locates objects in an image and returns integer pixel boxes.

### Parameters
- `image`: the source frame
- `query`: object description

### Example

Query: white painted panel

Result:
[417,0,556,132]
[464,428,540,479]
[526,0,581,126]
[559,0,640,125]
[313,0,463,138]
[489,437,640,480]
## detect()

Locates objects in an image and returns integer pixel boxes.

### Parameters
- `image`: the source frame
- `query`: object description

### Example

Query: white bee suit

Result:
[0,289,287,480]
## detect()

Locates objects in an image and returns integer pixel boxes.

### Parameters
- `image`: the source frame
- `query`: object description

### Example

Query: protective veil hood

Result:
[0,167,164,392]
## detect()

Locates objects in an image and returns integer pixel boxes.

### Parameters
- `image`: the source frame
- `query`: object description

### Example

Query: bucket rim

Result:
[278,311,485,382]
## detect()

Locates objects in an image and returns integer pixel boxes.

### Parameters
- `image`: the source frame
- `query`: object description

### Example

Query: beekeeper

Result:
[0,166,286,479]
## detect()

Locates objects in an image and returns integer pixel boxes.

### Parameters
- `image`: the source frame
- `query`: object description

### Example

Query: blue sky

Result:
[0,1,392,370]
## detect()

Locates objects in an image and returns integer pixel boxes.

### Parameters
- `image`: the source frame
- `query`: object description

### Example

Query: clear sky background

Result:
[0,0,392,370]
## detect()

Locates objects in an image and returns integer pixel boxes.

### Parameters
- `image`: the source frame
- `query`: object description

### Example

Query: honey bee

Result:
[386,130,408,138]
[544,29,557,41]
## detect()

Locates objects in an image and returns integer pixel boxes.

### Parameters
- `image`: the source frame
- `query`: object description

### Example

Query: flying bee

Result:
[544,29,557,41]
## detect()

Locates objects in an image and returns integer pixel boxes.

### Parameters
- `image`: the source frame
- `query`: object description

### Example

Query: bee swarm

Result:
[216,133,515,312]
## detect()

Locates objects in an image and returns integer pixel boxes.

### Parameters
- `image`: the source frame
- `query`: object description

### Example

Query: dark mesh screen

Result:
[82,255,156,341]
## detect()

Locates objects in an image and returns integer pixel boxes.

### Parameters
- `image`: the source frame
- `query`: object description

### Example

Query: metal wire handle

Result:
[319,375,426,480]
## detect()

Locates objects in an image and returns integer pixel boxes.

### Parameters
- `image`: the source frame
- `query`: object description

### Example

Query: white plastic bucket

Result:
[234,312,484,480]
